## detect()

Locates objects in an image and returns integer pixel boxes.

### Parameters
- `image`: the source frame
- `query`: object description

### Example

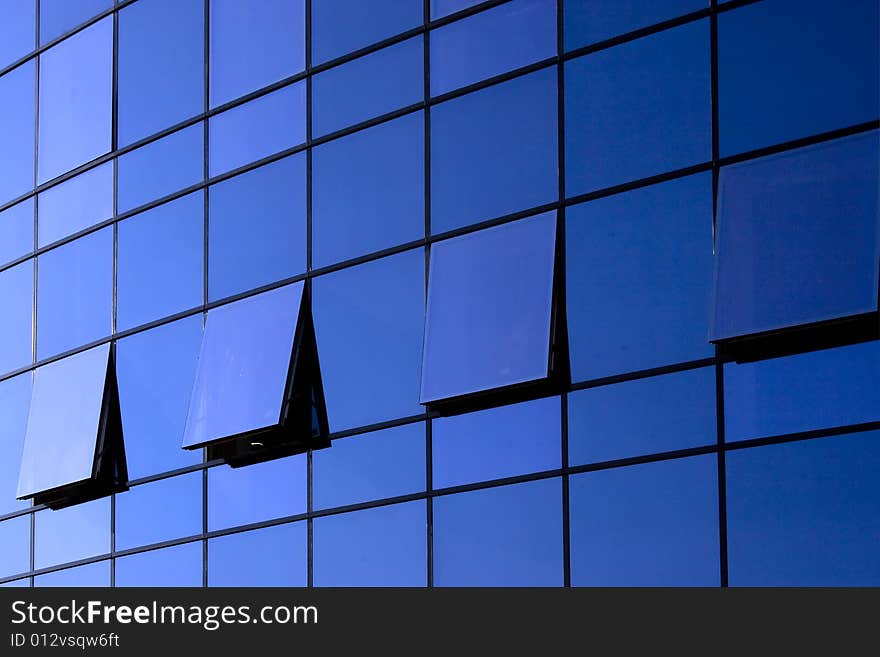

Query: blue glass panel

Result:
[434,478,563,586]
[38,17,112,183]
[117,192,204,330]
[40,0,111,44]
[208,156,306,300]
[1,578,31,587]
[208,454,306,530]
[17,344,109,499]
[313,501,426,586]
[34,497,110,568]
[431,0,481,19]
[0,374,31,515]
[183,283,303,448]
[115,542,203,587]
[569,368,716,465]
[312,112,424,268]
[117,317,203,480]
[564,0,706,50]
[0,199,33,267]
[566,173,713,381]
[725,341,880,442]
[0,260,33,376]
[312,0,422,64]
[422,212,556,402]
[118,0,204,146]
[118,124,203,213]
[312,37,423,137]
[433,397,560,488]
[0,516,30,579]
[0,0,34,67]
[209,0,304,107]
[727,431,880,586]
[431,68,557,233]
[313,423,425,510]
[116,473,202,550]
[565,20,710,195]
[36,228,112,359]
[712,132,879,341]
[570,455,719,586]
[208,523,306,587]
[208,83,306,177]
[38,161,113,246]
[431,0,556,96]
[719,0,879,156]
[313,249,424,432]
[36,561,110,587]
[0,63,36,205]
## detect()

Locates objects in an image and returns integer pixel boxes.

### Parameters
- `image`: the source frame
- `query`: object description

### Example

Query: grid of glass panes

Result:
[0,0,878,588]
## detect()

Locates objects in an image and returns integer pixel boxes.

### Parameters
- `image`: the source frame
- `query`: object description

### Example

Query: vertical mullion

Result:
[30,0,39,590]
[423,0,433,590]
[305,0,315,590]
[202,0,211,590]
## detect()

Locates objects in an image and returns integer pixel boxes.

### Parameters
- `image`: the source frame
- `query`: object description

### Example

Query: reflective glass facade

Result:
[0,0,877,588]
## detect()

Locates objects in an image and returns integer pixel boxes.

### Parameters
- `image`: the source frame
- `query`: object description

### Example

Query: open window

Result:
[16,343,127,509]
[711,131,880,361]
[420,211,569,414]
[182,281,329,467]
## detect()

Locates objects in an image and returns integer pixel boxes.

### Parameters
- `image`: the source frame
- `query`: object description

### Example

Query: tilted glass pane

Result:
[38,161,113,247]
[312,0,422,64]
[0,63,36,206]
[17,343,110,499]
[421,212,556,403]
[183,283,303,449]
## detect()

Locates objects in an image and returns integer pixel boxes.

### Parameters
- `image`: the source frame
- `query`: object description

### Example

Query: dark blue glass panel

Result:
[565,20,710,195]
[209,0,305,107]
[570,455,719,586]
[312,0,422,64]
[208,156,306,300]
[17,345,109,499]
[0,578,30,588]
[431,68,557,233]
[38,161,113,247]
[115,542,202,587]
[0,374,31,515]
[564,0,706,50]
[118,124,203,213]
[117,192,204,330]
[34,497,110,568]
[422,212,556,402]
[116,473,202,550]
[313,423,425,510]
[569,368,715,465]
[433,397,560,488]
[117,317,203,480]
[313,501,426,586]
[431,0,481,19]
[208,82,306,177]
[434,478,563,586]
[431,0,555,96]
[0,199,34,267]
[312,112,424,267]
[118,0,204,146]
[0,260,33,376]
[38,17,112,183]
[0,63,36,205]
[208,454,306,530]
[209,522,306,587]
[36,561,110,587]
[312,37,423,137]
[566,173,713,381]
[184,284,302,449]
[725,341,880,442]
[711,132,879,341]
[0,516,30,579]
[313,249,424,432]
[719,0,879,156]
[40,0,111,44]
[0,0,34,68]
[727,431,880,586]
[36,228,112,359]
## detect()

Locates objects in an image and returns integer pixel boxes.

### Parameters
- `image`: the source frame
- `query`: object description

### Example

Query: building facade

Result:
[0,0,878,587]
